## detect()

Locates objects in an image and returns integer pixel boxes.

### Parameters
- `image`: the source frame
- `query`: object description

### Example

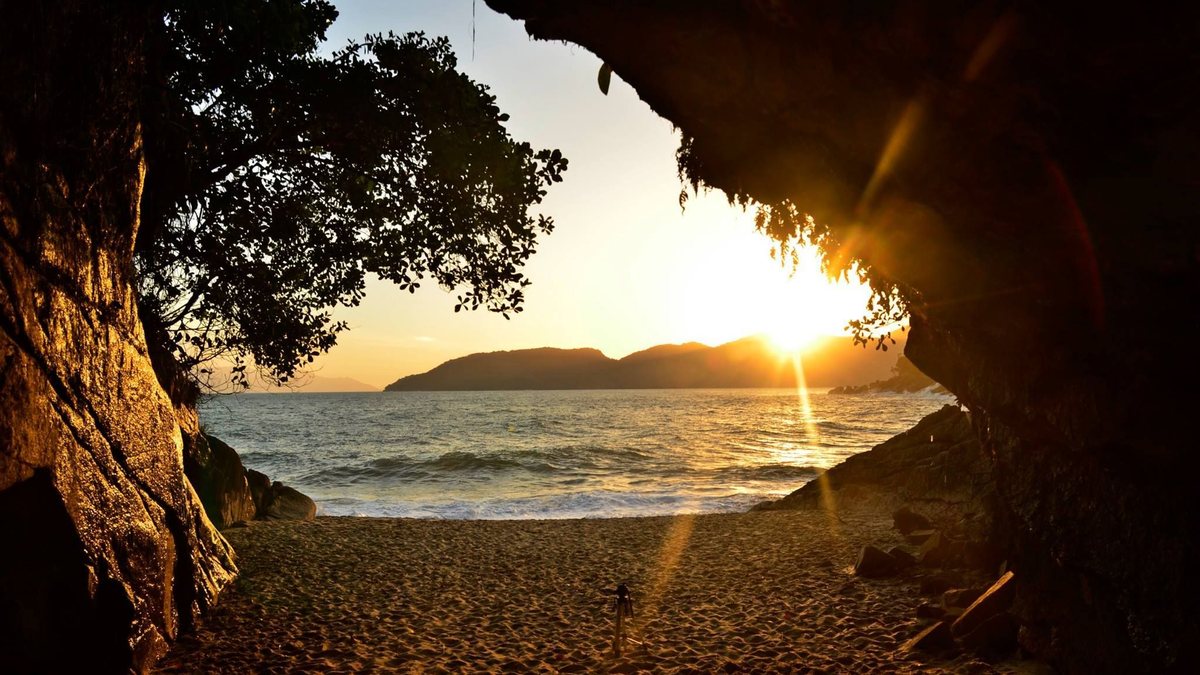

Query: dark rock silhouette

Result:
[888,546,917,570]
[183,434,257,529]
[487,2,1200,669]
[959,612,1018,658]
[952,571,1017,639]
[943,588,986,611]
[388,346,612,391]
[0,2,235,670]
[261,483,317,522]
[916,603,946,620]
[918,531,952,567]
[904,528,937,545]
[754,407,994,545]
[246,469,273,516]
[829,357,946,395]
[386,335,900,391]
[182,431,316,527]
[892,506,932,535]
[853,545,899,578]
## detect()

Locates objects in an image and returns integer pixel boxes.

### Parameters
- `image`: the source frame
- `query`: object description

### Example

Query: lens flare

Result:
[783,352,842,536]
[859,99,924,216]
[641,512,697,621]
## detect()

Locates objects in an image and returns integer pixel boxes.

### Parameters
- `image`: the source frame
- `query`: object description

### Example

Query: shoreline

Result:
[305,496,787,521]
[157,509,1009,673]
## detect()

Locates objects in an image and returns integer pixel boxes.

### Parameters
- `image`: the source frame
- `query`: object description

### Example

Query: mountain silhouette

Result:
[385,335,903,391]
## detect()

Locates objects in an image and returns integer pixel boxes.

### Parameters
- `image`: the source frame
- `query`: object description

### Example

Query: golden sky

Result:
[310,1,874,388]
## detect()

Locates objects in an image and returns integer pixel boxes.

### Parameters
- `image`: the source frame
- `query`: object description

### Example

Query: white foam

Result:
[316,490,772,520]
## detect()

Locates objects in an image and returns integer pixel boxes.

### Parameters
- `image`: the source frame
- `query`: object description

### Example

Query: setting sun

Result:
[662,213,874,357]
[759,284,855,355]
[763,322,826,355]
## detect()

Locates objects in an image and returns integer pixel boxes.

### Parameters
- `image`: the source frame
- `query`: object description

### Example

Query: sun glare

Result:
[664,219,873,354]
[763,315,828,356]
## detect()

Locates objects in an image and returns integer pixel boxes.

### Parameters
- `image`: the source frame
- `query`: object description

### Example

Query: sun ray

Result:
[858,99,924,216]
[784,351,843,538]
[640,511,697,624]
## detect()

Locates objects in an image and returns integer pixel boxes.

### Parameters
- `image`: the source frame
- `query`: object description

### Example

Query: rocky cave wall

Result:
[487,1,1200,672]
[0,2,237,671]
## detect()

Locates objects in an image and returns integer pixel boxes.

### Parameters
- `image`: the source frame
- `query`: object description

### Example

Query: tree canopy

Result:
[137,0,567,389]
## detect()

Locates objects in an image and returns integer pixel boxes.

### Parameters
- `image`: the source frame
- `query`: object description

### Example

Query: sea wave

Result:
[711,464,822,481]
[298,451,559,485]
[298,449,827,489]
[202,389,949,519]
[314,490,773,520]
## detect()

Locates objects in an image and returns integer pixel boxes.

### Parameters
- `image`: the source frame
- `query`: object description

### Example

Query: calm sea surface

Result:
[198,389,951,520]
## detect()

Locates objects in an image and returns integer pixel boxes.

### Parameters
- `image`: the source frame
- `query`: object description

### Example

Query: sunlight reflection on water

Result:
[199,388,951,519]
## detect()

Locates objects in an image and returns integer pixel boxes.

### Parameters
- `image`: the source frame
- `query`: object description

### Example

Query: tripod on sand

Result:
[604,583,644,657]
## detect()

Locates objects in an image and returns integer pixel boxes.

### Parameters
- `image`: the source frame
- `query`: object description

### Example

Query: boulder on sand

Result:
[888,547,917,569]
[854,545,898,578]
[246,468,272,514]
[183,434,257,529]
[919,531,946,564]
[263,482,317,521]
[754,406,993,541]
[183,434,316,523]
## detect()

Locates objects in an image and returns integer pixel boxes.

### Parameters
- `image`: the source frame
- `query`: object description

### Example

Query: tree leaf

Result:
[597,63,613,95]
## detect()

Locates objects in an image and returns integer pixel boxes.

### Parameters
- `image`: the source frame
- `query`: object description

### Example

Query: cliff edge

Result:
[486,2,1200,670]
[0,3,236,670]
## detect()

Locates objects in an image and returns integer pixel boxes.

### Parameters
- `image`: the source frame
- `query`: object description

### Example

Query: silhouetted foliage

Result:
[137,0,567,389]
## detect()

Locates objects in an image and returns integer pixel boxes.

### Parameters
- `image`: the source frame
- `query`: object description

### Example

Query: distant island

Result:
[202,370,379,393]
[829,356,947,395]
[255,374,378,393]
[385,335,903,391]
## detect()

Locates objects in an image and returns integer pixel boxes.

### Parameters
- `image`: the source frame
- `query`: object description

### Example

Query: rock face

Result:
[177,420,314,525]
[829,357,946,395]
[0,2,236,671]
[247,469,273,515]
[174,405,314,527]
[488,2,1200,670]
[952,571,1017,638]
[892,507,932,535]
[754,406,994,543]
[181,428,257,530]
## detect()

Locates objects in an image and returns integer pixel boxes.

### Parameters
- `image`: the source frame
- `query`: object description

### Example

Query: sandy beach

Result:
[154,508,1023,673]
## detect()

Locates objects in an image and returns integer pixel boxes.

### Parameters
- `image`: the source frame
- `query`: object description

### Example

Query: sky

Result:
[307,1,873,388]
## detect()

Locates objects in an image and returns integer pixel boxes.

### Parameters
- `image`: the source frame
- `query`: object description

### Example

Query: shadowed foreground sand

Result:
[158,510,1016,673]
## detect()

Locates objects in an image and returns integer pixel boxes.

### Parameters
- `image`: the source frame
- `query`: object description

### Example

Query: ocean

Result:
[198,388,951,520]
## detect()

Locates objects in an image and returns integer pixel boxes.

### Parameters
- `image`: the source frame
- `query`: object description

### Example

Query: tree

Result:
[137,0,567,390]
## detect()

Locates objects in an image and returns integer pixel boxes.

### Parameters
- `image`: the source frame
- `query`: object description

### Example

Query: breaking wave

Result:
[200,389,949,520]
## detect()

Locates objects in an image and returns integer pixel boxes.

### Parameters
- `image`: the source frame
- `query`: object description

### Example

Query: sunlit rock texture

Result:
[0,2,236,671]
[488,1,1199,671]
[755,406,994,543]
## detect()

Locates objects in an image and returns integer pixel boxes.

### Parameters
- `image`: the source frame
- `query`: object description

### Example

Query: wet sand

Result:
[157,509,1012,673]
